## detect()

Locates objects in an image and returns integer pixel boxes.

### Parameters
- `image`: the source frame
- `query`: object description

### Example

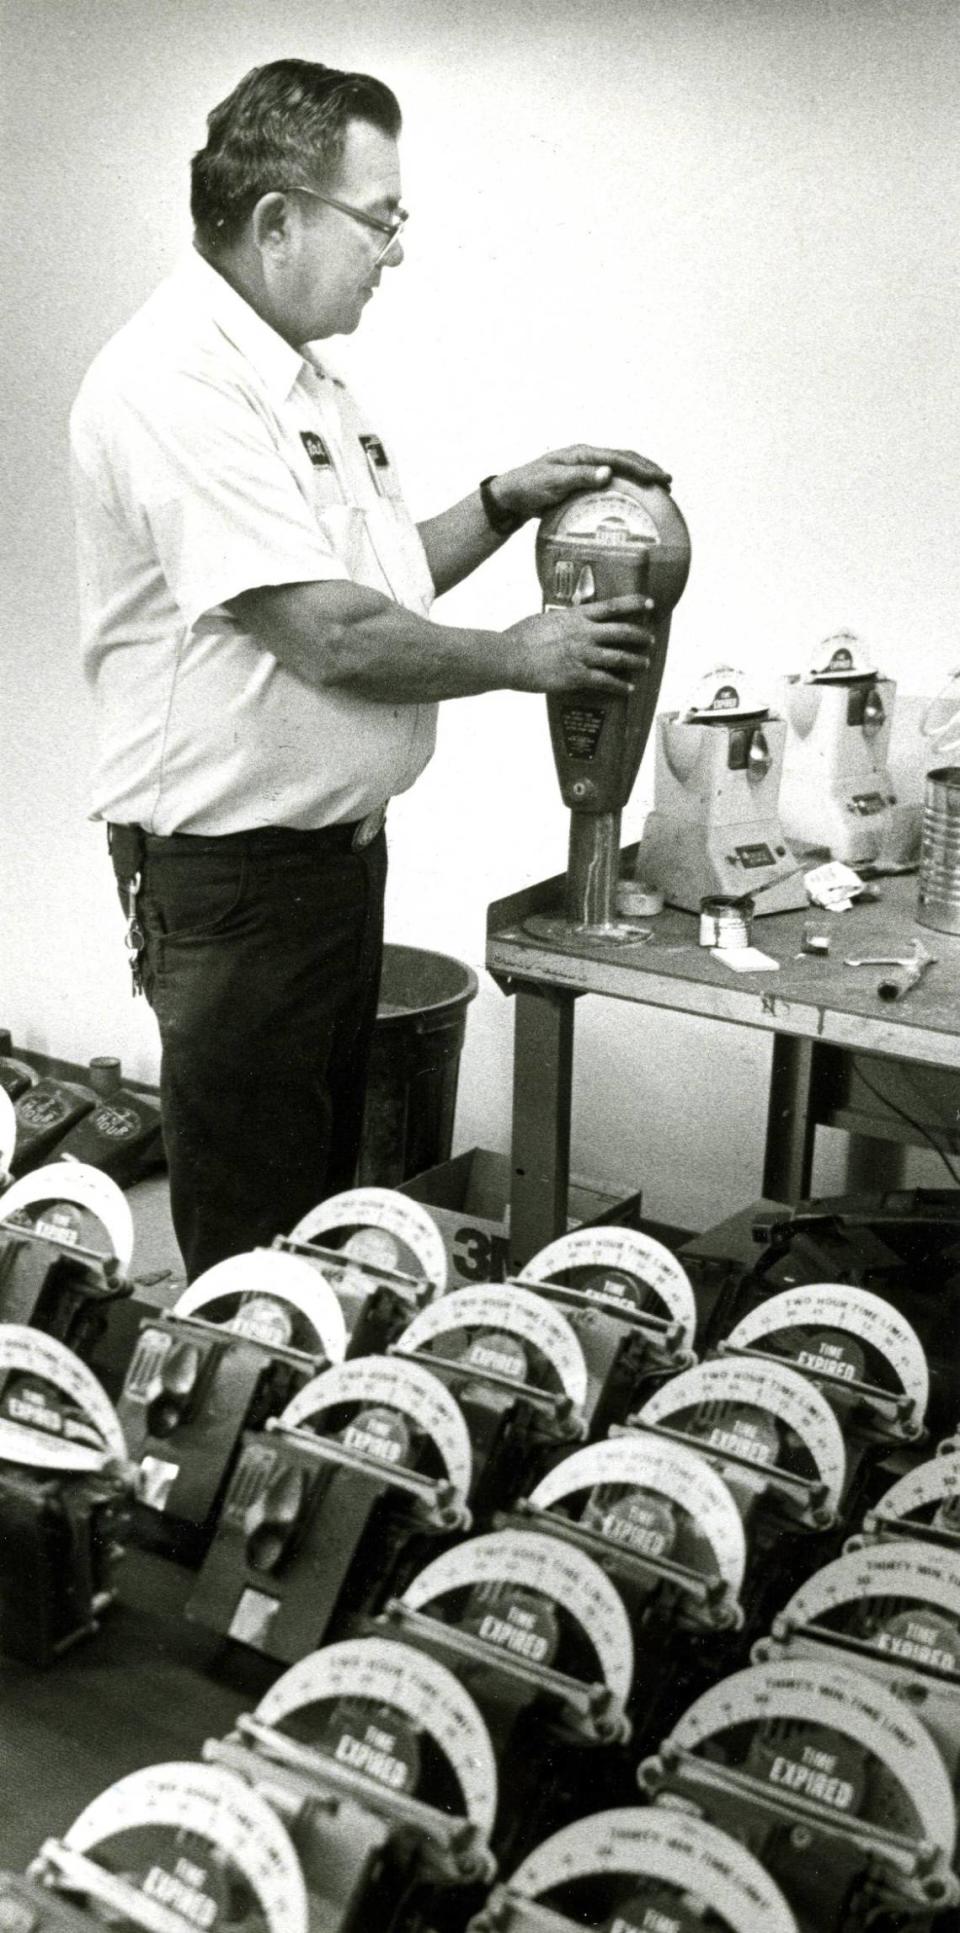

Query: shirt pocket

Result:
[315,504,378,585]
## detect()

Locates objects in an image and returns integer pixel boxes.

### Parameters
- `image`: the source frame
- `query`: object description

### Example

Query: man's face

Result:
[271,118,404,344]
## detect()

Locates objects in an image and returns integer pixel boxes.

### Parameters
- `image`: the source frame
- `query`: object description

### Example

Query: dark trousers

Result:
[110,823,387,1282]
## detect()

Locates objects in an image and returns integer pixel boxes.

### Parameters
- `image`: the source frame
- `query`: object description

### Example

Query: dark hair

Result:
[191,57,402,252]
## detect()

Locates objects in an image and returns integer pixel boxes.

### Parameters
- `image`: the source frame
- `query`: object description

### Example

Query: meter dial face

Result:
[62,1761,307,1933]
[683,664,769,722]
[288,1186,448,1294]
[503,1806,798,1933]
[278,1355,473,1499]
[0,1087,17,1175]
[726,1283,928,1421]
[395,1285,589,1411]
[401,1528,635,1704]
[520,1226,696,1347]
[654,1658,957,1858]
[174,1250,346,1363]
[867,1450,960,1538]
[529,1435,746,1601]
[808,630,877,681]
[0,1159,134,1271]
[637,1356,847,1515]
[769,1544,960,1675]
[0,1321,126,1467]
[254,1635,498,1834]
[542,491,661,547]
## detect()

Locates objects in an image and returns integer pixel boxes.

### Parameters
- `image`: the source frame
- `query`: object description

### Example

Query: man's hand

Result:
[505,593,655,694]
[488,444,672,526]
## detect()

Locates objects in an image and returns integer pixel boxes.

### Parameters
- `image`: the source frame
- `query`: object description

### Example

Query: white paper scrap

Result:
[711,946,781,973]
[804,860,865,911]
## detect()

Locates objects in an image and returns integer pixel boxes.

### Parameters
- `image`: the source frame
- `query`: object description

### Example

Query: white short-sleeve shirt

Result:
[70,250,438,834]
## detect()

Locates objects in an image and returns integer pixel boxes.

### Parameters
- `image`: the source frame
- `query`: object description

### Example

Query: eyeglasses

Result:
[291,185,408,266]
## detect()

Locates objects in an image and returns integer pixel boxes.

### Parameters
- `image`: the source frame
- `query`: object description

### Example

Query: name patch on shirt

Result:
[300,431,333,468]
[360,433,389,469]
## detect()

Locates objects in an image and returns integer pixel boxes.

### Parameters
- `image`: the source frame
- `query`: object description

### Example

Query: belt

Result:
[107,806,386,872]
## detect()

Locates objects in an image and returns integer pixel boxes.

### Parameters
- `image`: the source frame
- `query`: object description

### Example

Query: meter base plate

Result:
[523,913,653,950]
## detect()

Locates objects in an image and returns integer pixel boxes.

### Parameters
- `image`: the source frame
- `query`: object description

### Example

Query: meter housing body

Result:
[0,1458,128,1665]
[714,1187,960,1440]
[186,1425,460,1662]
[204,1640,497,1931]
[186,1358,472,1662]
[778,666,899,865]
[639,701,807,914]
[532,480,690,937]
[117,1314,320,1562]
[0,1223,127,1364]
[536,482,690,817]
[276,1233,435,1357]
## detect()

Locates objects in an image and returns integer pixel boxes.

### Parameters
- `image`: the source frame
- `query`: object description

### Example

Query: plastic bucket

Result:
[918,766,960,934]
[358,945,479,1188]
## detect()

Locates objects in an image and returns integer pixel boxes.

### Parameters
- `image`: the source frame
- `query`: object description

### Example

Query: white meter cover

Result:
[769,1543,960,1653]
[288,1186,448,1294]
[61,1760,308,1933]
[726,1282,929,1422]
[394,1284,589,1412]
[254,1635,498,1835]
[0,1159,134,1272]
[867,1450,960,1534]
[400,1528,635,1704]
[637,1356,847,1515]
[806,629,878,681]
[0,1087,15,1176]
[528,1434,747,1600]
[519,1226,696,1349]
[500,1807,798,1933]
[683,664,769,721]
[0,1322,126,1468]
[174,1249,347,1363]
[277,1355,473,1499]
[657,1657,957,1858]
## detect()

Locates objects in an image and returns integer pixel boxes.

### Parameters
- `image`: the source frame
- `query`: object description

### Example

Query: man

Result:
[71,57,668,1281]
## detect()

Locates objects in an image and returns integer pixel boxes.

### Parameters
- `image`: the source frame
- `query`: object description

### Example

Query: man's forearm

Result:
[229,578,522,701]
[417,480,519,594]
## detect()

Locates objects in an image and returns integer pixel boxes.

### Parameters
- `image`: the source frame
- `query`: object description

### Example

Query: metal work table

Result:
[487,857,960,1266]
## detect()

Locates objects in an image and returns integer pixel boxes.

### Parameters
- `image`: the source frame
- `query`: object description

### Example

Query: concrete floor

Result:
[126,1171,183,1304]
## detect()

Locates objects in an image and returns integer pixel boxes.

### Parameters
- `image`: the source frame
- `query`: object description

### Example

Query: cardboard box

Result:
[400,1147,643,1286]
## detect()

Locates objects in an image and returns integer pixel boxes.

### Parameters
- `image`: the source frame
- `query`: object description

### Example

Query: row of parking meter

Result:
[3,1148,960,1927]
[5,1491,960,1933]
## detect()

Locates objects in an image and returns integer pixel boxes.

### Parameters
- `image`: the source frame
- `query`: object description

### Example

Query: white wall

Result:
[3,0,959,1227]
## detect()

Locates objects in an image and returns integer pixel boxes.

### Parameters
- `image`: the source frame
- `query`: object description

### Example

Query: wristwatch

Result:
[479,474,526,538]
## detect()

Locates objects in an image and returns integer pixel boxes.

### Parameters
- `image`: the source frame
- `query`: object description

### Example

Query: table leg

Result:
[763,1033,818,1201]
[509,985,576,1269]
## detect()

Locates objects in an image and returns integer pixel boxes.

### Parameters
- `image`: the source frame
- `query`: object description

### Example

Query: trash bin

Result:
[359,944,479,1188]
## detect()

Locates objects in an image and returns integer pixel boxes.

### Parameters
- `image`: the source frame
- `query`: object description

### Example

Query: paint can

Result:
[918,766,960,935]
[699,894,755,949]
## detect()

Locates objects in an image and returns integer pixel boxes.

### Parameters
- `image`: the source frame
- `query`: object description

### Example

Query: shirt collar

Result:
[177,248,310,404]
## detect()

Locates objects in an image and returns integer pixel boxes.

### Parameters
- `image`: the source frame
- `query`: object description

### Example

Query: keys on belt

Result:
[123,871,145,997]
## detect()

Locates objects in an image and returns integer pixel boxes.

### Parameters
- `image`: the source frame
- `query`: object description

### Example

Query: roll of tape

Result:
[617,880,665,918]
